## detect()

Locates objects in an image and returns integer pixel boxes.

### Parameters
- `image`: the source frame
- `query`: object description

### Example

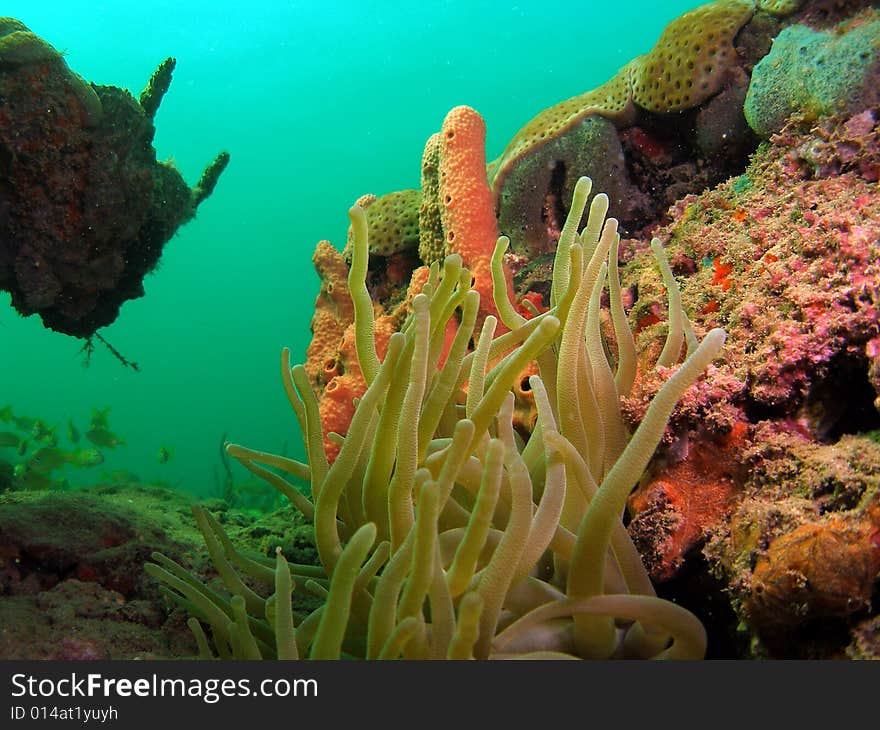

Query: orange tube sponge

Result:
[438,105,512,324]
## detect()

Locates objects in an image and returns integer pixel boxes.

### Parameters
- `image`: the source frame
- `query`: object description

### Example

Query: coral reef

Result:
[1,0,871,661]
[305,106,524,459]
[489,0,878,259]
[0,19,228,338]
[287,2,880,659]
[488,0,781,257]
[149,171,726,660]
[308,1,872,325]
[615,107,880,656]
[302,2,880,462]
[490,1,755,198]
[626,109,880,425]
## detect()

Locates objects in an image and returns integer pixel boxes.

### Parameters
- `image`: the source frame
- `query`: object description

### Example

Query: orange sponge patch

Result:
[305,241,355,388]
[439,106,511,323]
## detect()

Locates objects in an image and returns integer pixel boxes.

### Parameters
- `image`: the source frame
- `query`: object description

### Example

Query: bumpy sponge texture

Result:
[488,61,638,191]
[489,0,755,197]
[756,0,803,15]
[418,133,445,266]
[631,0,754,113]
[345,189,421,259]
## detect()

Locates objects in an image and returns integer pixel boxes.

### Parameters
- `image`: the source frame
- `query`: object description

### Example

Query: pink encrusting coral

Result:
[616,109,880,643]
[623,108,880,433]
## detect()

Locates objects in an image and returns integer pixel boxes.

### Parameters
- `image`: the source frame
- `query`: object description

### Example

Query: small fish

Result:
[157,445,173,464]
[69,447,104,467]
[17,438,29,457]
[26,447,69,472]
[13,465,56,490]
[85,427,124,449]
[9,413,35,431]
[0,405,29,429]
[31,420,58,446]
[67,418,80,444]
[89,407,111,430]
[0,432,20,449]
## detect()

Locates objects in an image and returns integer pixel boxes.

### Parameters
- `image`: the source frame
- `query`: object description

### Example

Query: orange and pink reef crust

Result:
[297,1,880,658]
[621,107,880,656]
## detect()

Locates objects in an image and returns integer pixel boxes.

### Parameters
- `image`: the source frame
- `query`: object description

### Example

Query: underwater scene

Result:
[1,0,879,660]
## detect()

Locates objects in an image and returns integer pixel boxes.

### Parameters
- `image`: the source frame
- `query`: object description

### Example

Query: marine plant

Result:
[147,176,725,660]
[212,432,285,514]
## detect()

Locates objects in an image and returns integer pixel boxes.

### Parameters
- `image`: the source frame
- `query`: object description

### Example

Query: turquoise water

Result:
[2,0,700,496]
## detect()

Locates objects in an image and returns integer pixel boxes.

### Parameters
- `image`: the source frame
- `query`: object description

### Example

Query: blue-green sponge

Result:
[745,16,880,136]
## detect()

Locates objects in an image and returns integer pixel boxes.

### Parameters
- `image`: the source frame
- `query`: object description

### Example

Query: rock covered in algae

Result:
[621,108,880,430]
[0,19,229,338]
[0,483,318,659]
[745,11,880,136]
[496,115,649,260]
[617,105,880,657]
[694,428,880,657]
[0,487,197,658]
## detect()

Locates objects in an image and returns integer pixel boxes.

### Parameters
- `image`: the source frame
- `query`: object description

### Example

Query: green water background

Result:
[1,0,701,496]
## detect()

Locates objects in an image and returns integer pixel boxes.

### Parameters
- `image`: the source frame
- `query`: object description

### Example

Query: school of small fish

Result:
[0,404,171,490]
